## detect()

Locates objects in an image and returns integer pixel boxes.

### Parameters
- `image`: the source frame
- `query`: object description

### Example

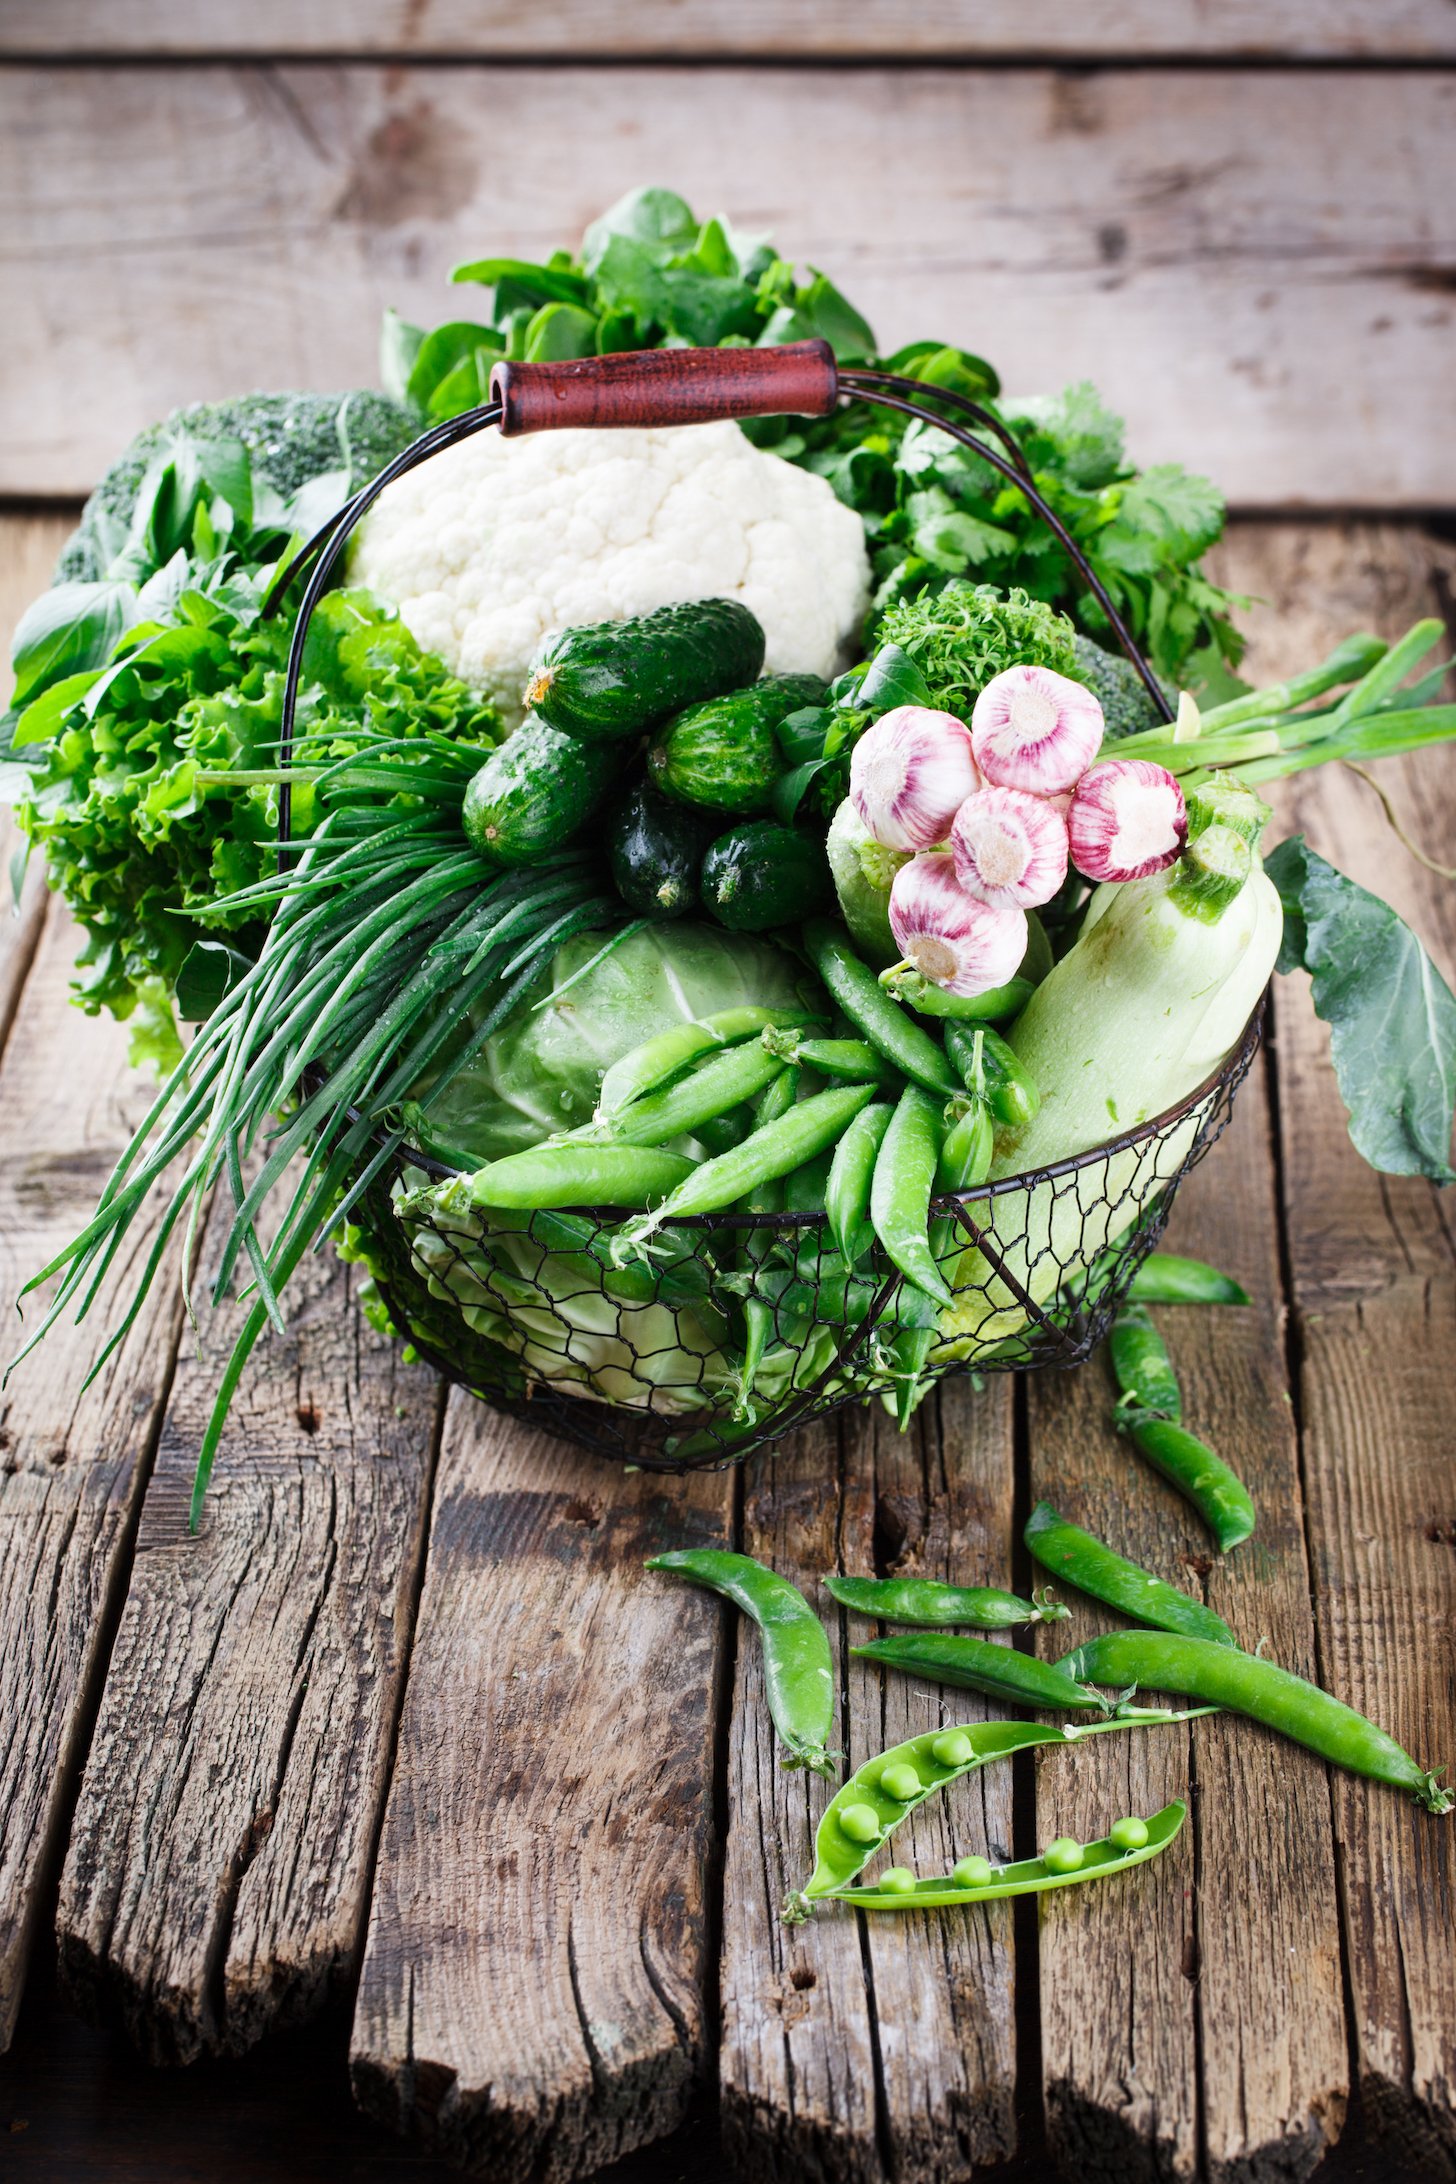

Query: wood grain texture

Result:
[5,0,1453,59]
[351,1399,731,2181]
[54,1207,441,2065]
[1030,1052,1347,2184]
[0,511,69,1053]
[1,67,1453,504]
[0,911,188,2052]
[720,1378,1019,2184]
[1214,523,1456,2173]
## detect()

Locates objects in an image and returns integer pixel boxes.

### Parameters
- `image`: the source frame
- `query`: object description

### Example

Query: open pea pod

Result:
[824,1798,1186,1911]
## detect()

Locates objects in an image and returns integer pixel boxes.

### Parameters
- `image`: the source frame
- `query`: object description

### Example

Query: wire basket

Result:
[277,339,1260,1468]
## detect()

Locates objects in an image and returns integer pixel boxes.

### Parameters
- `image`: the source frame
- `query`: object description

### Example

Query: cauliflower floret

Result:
[349,421,871,726]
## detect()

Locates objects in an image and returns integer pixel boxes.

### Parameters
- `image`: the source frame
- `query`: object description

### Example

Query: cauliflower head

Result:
[349,421,871,726]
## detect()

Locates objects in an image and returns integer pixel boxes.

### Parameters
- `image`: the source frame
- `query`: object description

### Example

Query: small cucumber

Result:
[525,599,766,743]
[607,783,714,920]
[648,673,828,814]
[462,718,619,868]
[701,821,832,934]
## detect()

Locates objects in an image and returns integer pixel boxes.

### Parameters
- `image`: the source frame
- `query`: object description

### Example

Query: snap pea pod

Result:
[1109,1303,1183,1421]
[851,1631,1108,1713]
[804,921,958,1097]
[782,1148,835,1214]
[606,1039,787,1147]
[627,1081,877,1233]
[826,1800,1186,1910]
[646,1549,835,1775]
[1119,1411,1257,1551]
[826,1100,895,1264]
[598,1005,816,1116]
[427,1143,694,1212]
[1063,1630,1455,1814]
[763,1029,899,1087]
[1024,1500,1234,1646]
[1128,1254,1251,1308]
[871,1086,953,1309]
[826,1574,1070,1629]
[882,1097,995,1427]
[880,967,1035,1022]
[736,1068,800,1422]
[943,1022,1040,1129]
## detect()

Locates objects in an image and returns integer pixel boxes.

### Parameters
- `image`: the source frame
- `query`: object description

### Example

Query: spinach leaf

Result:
[9,580,138,709]
[1266,834,1456,1183]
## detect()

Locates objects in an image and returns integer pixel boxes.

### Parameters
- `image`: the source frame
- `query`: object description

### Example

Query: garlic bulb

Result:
[849,706,982,853]
[1067,758,1188,882]
[888,852,1028,997]
[950,786,1070,910]
[970,665,1104,796]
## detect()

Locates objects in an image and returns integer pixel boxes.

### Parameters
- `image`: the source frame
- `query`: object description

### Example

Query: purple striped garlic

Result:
[970,665,1104,796]
[1067,759,1188,882]
[888,852,1029,997]
[949,786,1070,910]
[849,705,982,853]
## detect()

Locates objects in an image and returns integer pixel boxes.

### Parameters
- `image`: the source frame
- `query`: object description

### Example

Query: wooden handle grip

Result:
[490,341,839,437]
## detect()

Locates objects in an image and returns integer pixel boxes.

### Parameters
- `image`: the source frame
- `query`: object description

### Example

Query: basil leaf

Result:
[858,643,933,715]
[9,581,138,708]
[771,758,829,824]
[775,705,831,766]
[522,303,599,362]
[406,320,504,413]
[1265,834,1456,1182]
[449,257,592,308]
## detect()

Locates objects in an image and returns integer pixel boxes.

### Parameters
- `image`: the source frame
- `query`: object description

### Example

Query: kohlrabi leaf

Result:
[1266,834,1456,1183]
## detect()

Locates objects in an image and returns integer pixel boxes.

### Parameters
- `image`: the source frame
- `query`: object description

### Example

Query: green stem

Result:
[1198,632,1388,732]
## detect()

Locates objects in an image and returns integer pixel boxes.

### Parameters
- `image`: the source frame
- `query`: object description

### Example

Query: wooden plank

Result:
[351,1401,731,2180]
[1,67,1452,506]
[1030,1052,1347,2184]
[0,910,188,2052]
[719,1378,1020,2183]
[0,512,70,1055]
[1209,522,1456,2173]
[3,0,1450,60]
[53,1204,442,2064]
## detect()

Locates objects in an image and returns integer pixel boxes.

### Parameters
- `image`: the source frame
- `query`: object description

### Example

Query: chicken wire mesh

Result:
[353,1001,1261,1469]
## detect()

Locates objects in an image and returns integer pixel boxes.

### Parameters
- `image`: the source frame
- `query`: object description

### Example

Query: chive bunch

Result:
[8,731,614,1524]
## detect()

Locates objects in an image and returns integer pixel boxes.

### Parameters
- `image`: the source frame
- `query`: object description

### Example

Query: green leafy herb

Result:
[1266,835,1456,1182]
[876,582,1077,715]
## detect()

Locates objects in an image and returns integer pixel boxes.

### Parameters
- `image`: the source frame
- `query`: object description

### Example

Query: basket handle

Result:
[490,339,839,436]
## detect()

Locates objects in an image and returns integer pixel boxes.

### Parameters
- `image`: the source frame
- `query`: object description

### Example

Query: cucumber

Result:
[462,718,619,868]
[525,599,766,743]
[648,673,828,814]
[701,821,832,934]
[607,783,714,920]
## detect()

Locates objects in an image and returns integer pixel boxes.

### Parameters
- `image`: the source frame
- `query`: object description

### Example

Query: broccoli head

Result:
[56,389,419,581]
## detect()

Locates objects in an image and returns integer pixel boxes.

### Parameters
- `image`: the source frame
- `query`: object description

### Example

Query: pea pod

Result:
[826,1101,895,1264]
[598,1005,817,1117]
[804,920,958,1097]
[883,1095,994,1427]
[763,1029,898,1087]
[647,1549,835,1776]
[735,1068,800,1422]
[1024,1501,1234,1646]
[826,1800,1186,1911]
[1119,1411,1256,1551]
[1109,1303,1182,1421]
[426,1143,694,1212]
[1063,1630,1454,1814]
[826,1574,1069,1629]
[852,1631,1108,1713]
[943,1022,1040,1129]
[871,1086,952,1309]
[607,1040,787,1148]
[880,967,1036,1022]
[622,1082,878,1249]
[1128,1253,1251,1308]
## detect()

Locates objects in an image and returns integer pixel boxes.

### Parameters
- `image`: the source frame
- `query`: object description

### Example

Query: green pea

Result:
[930,1729,975,1767]
[950,1855,995,1889]
[1109,1816,1150,1852]
[876,1867,916,1894]
[1041,1837,1085,1875]
[878,1762,922,1802]
[839,1803,883,1845]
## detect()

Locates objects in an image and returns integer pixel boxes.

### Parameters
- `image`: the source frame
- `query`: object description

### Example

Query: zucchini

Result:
[525,599,766,743]
[607,784,713,920]
[701,821,832,934]
[462,718,619,868]
[649,673,828,814]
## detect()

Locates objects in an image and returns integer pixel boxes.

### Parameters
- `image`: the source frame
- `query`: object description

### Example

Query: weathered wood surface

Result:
[351,1401,732,2182]
[5,0,1450,59]
[54,1204,443,2064]
[1029,1050,1348,2184]
[719,1379,1021,2182]
[1211,523,1456,2178]
[1,67,1453,506]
